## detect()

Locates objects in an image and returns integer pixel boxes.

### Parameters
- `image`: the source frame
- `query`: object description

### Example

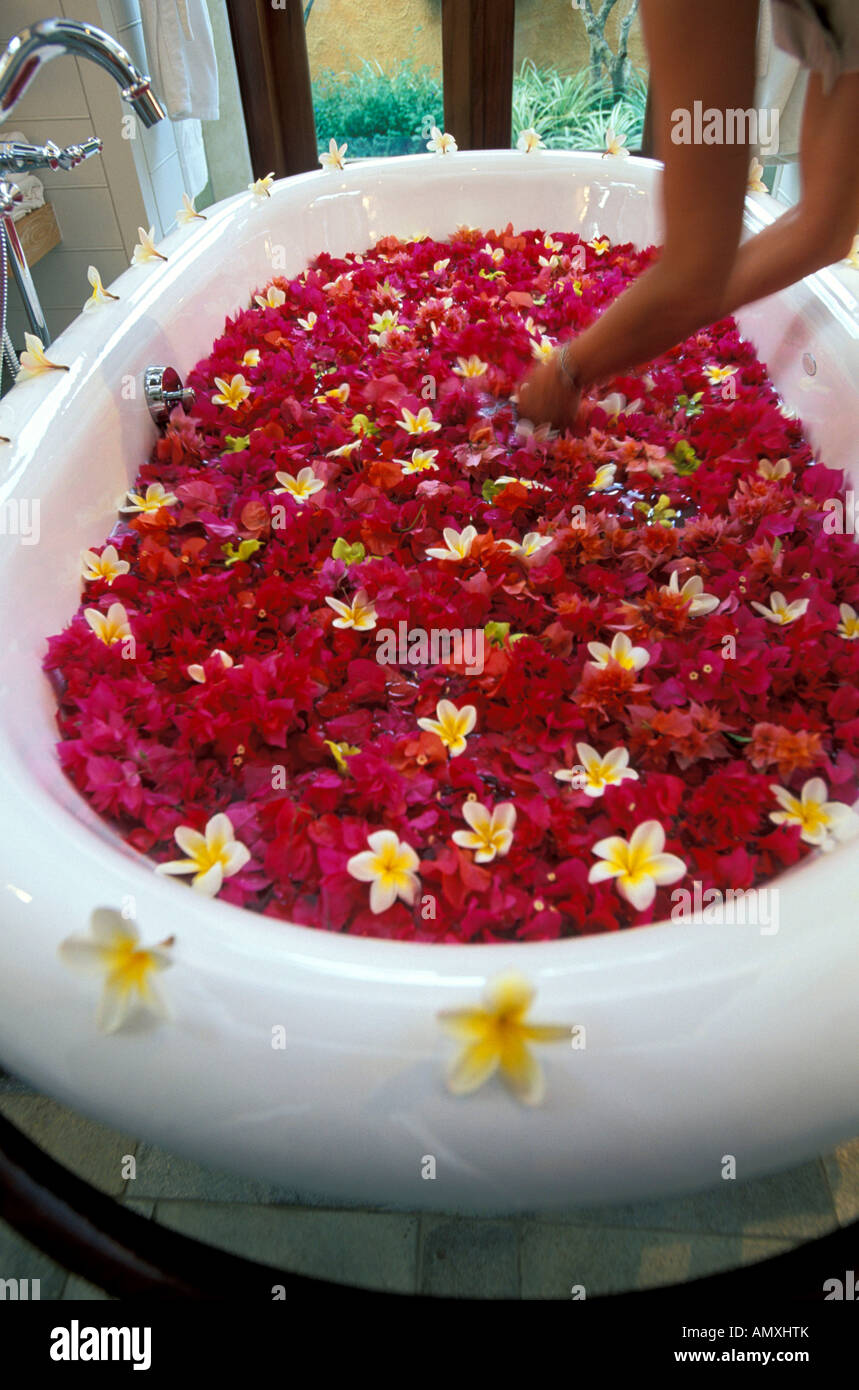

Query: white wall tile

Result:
[21,247,129,308]
[149,152,185,234]
[46,186,124,251]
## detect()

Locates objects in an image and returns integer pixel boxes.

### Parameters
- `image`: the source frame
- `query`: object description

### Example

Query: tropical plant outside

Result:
[312,57,648,159]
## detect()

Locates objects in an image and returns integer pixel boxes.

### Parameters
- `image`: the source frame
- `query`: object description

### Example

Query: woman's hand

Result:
[517,347,582,432]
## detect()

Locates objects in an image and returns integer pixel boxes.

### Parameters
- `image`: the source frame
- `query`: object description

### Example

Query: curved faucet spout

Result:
[0,18,165,127]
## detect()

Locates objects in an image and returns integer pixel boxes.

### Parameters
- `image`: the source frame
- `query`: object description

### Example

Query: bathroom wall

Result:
[2,0,250,349]
[1,0,148,345]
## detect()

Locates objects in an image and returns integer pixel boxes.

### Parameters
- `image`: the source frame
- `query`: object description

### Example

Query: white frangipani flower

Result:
[119,481,177,514]
[83,265,120,312]
[81,544,129,585]
[589,463,617,492]
[254,285,287,310]
[325,588,377,631]
[156,812,251,896]
[426,126,457,154]
[397,448,439,474]
[587,632,650,672]
[132,226,168,265]
[555,744,638,798]
[397,406,440,435]
[15,333,69,380]
[603,126,629,158]
[662,569,720,616]
[438,973,570,1106]
[212,374,252,409]
[757,457,791,480]
[837,603,859,640]
[531,336,555,364]
[273,465,325,503]
[177,192,206,225]
[426,525,478,562]
[320,139,348,171]
[347,830,420,913]
[750,591,809,625]
[84,602,131,646]
[517,127,545,153]
[59,907,174,1034]
[187,649,234,683]
[499,531,553,561]
[452,801,516,863]
[417,699,477,757]
[250,171,276,198]
[453,354,488,378]
[769,777,859,850]
[589,820,686,911]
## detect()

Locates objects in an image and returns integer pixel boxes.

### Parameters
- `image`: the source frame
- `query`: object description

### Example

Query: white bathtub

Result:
[0,152,857,1214]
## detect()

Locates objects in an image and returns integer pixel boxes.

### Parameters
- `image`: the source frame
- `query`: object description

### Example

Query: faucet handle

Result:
[0,179,24,215]
[60,137,103,169]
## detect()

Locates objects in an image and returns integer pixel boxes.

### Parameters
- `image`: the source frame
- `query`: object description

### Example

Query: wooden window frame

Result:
[226,0,652,176]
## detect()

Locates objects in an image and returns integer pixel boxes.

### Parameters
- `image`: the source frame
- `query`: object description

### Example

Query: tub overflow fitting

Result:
[144,365,195,427]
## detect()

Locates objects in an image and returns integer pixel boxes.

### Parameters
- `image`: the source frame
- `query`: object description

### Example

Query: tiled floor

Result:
[1,1068,856,1300]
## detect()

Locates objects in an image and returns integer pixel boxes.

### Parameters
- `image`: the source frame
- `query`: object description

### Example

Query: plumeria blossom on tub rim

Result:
[320,139,348,172]
[418,699,477,757]
[347,830,420,913]
[438,973,571,1106]
[426,126,457,154]
[132,226,168,265]
[249,171,275,198]
[177,191,206,225]
[452,800,516,864]
[769,778,859,850]
[517,127,545,153]
[83,265,119,312]
[156,812,251,896]
[59,907,174,1034]
[587,631,650,671]
[589,820,686,912]
[15,333,69,380]
[603,126,629,158]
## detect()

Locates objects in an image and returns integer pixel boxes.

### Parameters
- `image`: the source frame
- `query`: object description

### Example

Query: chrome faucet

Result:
[0,18,165,127]
[0,19,165,347]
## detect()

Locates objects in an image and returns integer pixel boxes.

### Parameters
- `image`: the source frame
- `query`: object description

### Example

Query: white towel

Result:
[755,0,808,160]
[1,132,46,221]
[139,0,220,122]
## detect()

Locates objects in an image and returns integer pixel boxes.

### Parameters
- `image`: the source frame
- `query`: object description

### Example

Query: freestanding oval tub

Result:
[0,151,857,1214]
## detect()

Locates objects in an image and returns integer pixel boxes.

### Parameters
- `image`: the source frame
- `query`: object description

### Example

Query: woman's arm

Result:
[517,0,760,428]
